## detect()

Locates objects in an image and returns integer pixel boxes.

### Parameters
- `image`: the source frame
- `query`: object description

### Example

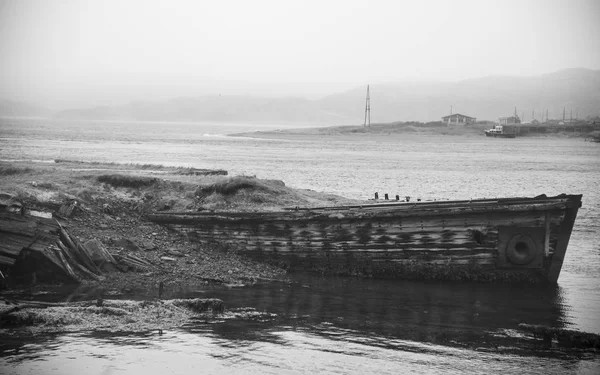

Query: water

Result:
[1,117,599,373]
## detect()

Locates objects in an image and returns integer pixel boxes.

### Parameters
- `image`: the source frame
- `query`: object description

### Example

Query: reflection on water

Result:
[1,276,599,374]
[199,275,569,349]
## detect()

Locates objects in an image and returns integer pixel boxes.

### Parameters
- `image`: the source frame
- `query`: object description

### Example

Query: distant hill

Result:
[318,68,600,123]
[52,68,600,124]
[53,96,356,125]
[0,100,51,118]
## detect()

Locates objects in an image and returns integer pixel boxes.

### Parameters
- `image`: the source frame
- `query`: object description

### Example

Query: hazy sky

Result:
[1,0,599,108]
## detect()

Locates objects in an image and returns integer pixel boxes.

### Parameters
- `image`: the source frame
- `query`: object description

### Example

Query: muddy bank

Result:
[0,160,358,293]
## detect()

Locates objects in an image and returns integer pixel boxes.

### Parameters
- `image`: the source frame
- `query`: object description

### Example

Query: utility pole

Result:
[364,85,371,127]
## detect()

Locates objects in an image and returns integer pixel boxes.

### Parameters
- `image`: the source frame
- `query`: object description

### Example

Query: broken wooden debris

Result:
[115,253,155,271]
[57,223,102,275]
[0,211,158,285]
[83,239,118,272]
[57,201,78,218]
[0,193,23,215]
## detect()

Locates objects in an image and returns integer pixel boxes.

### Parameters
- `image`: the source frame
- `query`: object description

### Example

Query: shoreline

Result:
[0,159,358,295]
[2,159,600,354]
[230,122,599,142]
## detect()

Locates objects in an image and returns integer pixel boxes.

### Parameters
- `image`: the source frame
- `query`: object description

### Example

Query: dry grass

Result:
[54,159,167,169]
[1,160,354,215]
[195,176,296,211]
[0,166,33,176]
[197,176,284,196]
[193,175,355,212]
[0,298,225,333]
[97,174,158,188]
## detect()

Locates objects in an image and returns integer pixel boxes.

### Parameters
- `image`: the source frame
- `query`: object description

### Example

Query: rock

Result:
[157,199,171,211]
[140,240,157,251]
[0,192,14,201]
[102,203,112,214]
[115,238,143,252]
[0,194,23,214]
[160,256,177,262]
[165,248,184,257]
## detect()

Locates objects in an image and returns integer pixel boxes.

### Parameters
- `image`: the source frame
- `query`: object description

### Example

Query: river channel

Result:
[1,118,599,374]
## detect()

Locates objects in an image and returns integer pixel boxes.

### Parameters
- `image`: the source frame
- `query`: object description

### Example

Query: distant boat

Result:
[485,125,516,138]
[148,194,582,284]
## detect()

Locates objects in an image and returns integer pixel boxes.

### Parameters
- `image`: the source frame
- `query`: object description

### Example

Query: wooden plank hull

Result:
[0,212,109,284]
[148,194,582,284]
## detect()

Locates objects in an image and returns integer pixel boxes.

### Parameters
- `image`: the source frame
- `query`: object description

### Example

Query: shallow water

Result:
[1,117,599,373]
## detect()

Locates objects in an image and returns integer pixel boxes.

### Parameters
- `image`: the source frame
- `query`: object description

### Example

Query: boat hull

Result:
[148,194,582,284]
[485,131,516,138]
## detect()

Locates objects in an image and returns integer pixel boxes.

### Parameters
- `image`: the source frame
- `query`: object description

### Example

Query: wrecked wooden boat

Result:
[148,194,582,284]
[0,212,121,285]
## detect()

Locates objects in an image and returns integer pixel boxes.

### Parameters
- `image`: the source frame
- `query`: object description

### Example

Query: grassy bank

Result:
[232,121,599,141]
[0,159,358,294]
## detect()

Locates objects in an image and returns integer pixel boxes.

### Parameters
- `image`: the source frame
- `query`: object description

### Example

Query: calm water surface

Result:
[1,118,599,374]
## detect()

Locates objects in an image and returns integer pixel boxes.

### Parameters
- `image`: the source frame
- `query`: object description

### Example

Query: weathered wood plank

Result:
[148,200,572,226]
[149,194,582,283]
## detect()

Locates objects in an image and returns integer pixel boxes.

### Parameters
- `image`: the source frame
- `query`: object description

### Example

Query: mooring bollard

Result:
[375,192,379,200]
[384,193,389,200]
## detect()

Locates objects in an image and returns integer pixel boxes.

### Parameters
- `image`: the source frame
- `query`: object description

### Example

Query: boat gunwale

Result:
[147,195,582,223]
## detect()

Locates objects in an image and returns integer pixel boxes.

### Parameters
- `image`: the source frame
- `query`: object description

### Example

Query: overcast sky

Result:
[1,0,599,108]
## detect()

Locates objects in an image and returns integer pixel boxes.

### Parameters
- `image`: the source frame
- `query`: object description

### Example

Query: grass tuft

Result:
[197,176,282,196]
[0,166,33,176]
[97,174,158,188]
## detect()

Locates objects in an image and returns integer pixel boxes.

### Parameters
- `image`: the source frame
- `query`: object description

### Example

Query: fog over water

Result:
[1,0,600,110]
[1,0,600,373]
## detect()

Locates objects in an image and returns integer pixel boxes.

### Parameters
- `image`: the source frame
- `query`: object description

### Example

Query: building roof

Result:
[441,113,476,120]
